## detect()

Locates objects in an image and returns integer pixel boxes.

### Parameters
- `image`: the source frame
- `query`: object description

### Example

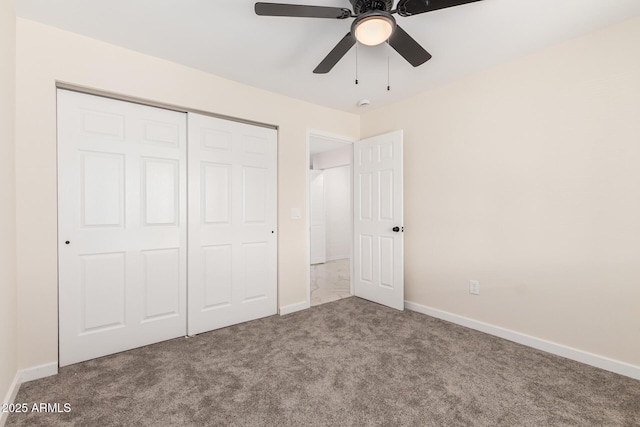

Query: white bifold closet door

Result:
[187,113,277,336]
[57,90,188,366]
[58,92,278,365]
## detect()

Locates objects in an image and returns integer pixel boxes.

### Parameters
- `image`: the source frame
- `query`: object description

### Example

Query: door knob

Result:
[392,227,400,232]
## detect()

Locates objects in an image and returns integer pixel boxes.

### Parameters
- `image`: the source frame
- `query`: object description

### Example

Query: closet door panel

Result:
[188,113,277,335]
[58,90,187,366]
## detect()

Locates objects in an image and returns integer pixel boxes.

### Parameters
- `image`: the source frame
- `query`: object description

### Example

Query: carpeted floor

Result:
[7,297,640,426]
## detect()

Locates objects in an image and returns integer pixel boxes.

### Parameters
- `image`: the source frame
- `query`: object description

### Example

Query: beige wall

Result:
[14,18,359,369]
[0,0,18,403]
[361,16,640,366]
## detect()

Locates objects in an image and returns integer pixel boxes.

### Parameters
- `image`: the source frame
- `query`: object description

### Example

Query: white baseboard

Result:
[279,300,310,316]
[405,301,640,381]
[19,362,58,383]
[326,254,350,262]
[0,362,58,427]
[0,371,22,427]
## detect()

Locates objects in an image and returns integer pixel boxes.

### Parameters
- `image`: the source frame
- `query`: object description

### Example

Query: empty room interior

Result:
[1,0,640,425]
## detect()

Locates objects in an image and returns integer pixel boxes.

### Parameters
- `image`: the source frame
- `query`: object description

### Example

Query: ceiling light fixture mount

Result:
[352,11,396,46]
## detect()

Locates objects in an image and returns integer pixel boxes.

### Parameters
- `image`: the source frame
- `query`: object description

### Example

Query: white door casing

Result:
[57,90,187,366]
[187,113,277,335]
[310,170,326,265]
[353,131,404,310]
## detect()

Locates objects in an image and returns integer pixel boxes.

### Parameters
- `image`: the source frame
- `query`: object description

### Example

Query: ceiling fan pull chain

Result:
[355,43,359,85]
[387,48,391,91]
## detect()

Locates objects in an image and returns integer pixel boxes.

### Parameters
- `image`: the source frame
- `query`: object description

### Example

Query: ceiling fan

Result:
[255,0,483,74]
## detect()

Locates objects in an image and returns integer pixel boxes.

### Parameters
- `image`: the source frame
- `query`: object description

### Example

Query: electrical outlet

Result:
[469,280,480,295]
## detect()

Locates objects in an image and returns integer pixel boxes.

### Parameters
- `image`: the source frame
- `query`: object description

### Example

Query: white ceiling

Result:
[11,0,640,113]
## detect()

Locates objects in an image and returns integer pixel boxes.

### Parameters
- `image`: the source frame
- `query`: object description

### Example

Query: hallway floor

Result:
[310,258,351,307]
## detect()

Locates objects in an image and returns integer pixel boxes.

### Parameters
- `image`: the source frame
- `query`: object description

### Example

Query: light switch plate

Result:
[291,208,301,219]
[470,280,480,295]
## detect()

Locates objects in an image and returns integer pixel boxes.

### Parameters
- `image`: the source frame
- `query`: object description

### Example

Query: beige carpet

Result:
[7,297,640,426]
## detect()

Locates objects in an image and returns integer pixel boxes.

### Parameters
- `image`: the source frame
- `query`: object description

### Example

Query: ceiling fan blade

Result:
[313,33,356,74]
[396,0,483,17]
[388,25,432,67]
[255,3,351,19]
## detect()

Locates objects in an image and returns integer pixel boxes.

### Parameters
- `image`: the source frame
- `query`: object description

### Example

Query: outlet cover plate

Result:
[470,280,480,295]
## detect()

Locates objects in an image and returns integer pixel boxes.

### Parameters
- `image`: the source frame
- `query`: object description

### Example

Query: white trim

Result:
[0,363,58,427]
[279,300,310,316]
[305,131,311,309]
[19,362,58,383]
[307,129,358,145]
[0,371,22,427]
[405,301,640,381]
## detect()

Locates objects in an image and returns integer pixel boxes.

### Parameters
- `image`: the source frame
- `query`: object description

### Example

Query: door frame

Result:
[305,129,357,308]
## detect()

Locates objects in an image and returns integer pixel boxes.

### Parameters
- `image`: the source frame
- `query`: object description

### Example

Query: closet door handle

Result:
[392,227,400,232]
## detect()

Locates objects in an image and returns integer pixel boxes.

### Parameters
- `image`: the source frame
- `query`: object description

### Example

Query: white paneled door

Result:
[353,131,404,310]
[57,90,187,366]
[309,170,326,265]
[187,113,277,335]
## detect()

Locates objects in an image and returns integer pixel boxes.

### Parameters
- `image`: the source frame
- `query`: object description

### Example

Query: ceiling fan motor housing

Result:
[352,0,394,15]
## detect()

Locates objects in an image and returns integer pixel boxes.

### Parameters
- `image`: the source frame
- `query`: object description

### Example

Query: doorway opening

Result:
[306,130,355,307]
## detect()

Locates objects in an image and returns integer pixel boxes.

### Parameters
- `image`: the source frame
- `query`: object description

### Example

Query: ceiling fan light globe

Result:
[354,14,395,46]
